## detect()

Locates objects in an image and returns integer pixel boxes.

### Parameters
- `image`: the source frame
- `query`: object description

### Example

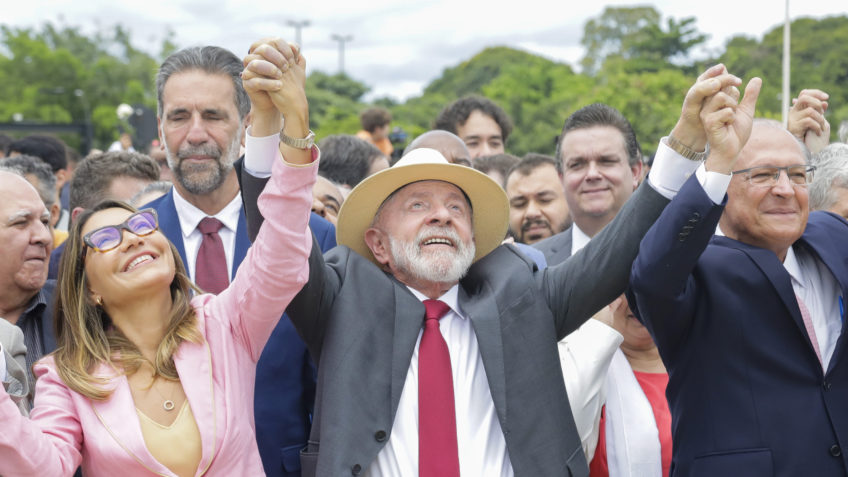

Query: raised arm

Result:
[787,88,830,155]
[204,38,316,360]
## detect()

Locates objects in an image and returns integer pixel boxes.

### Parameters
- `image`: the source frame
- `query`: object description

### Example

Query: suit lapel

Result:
[156,190,189,277]
[390,285,424,417]
[459,285,508,423]
[174,338,217,475]
[232,209,250,278]
[90,364,172,475]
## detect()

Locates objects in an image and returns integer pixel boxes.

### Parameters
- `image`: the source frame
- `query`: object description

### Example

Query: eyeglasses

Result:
[731,165,816,187]
[83,209,159,256]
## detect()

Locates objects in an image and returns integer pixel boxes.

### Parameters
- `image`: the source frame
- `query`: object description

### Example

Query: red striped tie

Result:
[419,299,460,477]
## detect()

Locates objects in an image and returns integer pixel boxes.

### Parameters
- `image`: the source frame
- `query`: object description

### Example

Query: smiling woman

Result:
[0,37,316,477]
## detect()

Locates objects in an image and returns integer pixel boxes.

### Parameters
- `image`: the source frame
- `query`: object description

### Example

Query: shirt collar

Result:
[407,284,463,319]
[171,187,243,238]
[571,223,592,255]
[782,245,804,289]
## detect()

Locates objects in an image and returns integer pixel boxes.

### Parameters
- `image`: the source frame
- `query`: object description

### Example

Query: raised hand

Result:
[701,76,762,173]
[788,89,830,154]
[242,38,308,137]
[669,64,742,152]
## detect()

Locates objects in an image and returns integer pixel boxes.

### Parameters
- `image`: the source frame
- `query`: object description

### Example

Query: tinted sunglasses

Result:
[82,209,159,258]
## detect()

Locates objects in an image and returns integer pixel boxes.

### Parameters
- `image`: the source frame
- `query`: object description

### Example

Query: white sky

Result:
[2,0,845,100]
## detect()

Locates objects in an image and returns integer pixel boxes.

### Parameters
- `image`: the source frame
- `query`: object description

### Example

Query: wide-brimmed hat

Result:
[336,148,508,265]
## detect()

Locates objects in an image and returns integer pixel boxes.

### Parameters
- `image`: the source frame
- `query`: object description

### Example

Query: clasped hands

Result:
[242,37,309,137]
[670,64,762,174]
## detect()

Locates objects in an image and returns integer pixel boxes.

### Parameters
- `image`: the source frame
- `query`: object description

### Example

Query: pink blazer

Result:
[0,156,316,477]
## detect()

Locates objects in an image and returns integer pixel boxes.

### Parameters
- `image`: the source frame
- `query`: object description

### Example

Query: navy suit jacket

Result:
[628,176,848,476]
[145,188,336,477]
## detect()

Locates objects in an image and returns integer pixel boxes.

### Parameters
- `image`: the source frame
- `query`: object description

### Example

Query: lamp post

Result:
[331,34,353,74]
[287,19,311,48]
[782,0,791,127]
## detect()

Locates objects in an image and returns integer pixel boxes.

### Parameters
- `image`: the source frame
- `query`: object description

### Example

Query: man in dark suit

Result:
[629,74,848,474]
[534,103,644,266]
[241,39,721,477]
[148,45,331,477]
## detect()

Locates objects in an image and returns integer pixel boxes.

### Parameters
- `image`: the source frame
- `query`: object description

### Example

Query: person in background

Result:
[357,107,394,157]
[434,96,512,158]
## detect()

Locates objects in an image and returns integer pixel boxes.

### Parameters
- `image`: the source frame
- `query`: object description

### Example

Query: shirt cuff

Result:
[646,137,703,199]
[244,126,278,178]
[694,162,731,204]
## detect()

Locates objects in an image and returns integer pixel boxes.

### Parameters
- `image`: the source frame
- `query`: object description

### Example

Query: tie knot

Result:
[423,299,451,321]
[198,217,224,235]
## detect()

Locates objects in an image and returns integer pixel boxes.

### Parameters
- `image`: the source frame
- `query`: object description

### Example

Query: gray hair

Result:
[809,142,848,211]
[156,46,250,120]
[0,155,56,207]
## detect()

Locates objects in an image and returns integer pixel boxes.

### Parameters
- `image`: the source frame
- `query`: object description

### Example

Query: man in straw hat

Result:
[242,39,739,477]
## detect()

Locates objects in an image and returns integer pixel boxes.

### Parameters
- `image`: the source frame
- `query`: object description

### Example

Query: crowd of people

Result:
[0,33,846,477]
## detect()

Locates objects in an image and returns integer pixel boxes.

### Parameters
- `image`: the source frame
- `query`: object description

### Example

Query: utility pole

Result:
[782,0,791,127]
[331,34,353,74]
[287,19,310,48]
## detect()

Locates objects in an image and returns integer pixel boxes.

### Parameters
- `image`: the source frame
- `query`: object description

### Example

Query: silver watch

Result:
[280,129,316,150]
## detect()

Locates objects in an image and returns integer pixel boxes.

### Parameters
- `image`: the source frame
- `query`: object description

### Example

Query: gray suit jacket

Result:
[534,225,574,266]
[0,319,29,416]
[284,183,669,477]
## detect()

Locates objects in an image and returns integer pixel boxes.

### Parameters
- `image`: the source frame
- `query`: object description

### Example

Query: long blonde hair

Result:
[53,200,202,400]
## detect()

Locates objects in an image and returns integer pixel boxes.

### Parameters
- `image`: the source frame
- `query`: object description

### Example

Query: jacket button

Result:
[375,430,387,442]
[693,212,701,219]
[678,233,687,242]
[831,445,842,457]
[824,381,832,390]
[351,463,362,475]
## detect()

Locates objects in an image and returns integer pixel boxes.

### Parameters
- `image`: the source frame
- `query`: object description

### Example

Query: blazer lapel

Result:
[89,364,172,475]
[389,284,425,417]
[174,338,218,475]
[728,238,823,364]
[156,191,189,277]
[459,284,508,423]
[232,209,250,277]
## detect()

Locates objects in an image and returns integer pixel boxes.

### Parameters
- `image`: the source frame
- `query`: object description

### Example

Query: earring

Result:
[95,296,103,306]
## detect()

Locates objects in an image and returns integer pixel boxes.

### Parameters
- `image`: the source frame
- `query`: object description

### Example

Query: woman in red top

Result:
[590,297,672,477]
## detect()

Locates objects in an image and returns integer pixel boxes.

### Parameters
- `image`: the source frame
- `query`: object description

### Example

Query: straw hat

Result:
[336,148,508,265]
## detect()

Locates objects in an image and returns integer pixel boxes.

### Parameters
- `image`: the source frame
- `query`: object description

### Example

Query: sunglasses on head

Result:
[82,209,159,258]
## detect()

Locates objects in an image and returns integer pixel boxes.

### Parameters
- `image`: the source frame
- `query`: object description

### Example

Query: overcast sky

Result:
[3,0,845,100]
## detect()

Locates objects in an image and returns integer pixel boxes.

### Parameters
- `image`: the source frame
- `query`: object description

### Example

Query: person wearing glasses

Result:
[628,74,848,477]
[0,37,315,477]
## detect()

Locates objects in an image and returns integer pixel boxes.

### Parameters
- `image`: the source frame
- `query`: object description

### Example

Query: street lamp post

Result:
[287,19,311,48]
[782,0,791,127]
[331,34,353,74]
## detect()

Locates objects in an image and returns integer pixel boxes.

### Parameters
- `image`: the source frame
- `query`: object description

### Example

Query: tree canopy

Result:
[1,12,846,158]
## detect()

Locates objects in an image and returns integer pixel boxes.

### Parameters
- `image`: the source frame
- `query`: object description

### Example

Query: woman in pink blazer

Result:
[0,37,314,477]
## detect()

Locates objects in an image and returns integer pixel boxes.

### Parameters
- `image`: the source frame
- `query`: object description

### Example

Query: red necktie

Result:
[419,299,461,477]
[195,217,229,294]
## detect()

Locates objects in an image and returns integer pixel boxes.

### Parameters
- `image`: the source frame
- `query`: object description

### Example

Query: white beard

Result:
[388,225,475,284]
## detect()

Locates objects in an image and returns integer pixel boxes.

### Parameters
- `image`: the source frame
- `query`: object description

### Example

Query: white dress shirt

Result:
[366,285,514,477]
[170,187,242,281]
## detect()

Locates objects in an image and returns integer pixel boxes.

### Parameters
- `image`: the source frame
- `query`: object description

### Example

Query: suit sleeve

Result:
[627,175,725,358]
[539,182,669,339]
[0,360,82,477]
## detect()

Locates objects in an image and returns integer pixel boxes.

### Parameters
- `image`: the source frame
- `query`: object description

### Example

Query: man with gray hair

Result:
[147,45,334,477]
[1,156,62,247]
[810,142,848,219]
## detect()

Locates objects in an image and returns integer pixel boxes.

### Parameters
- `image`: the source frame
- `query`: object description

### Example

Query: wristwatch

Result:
[280,129,316,150]
[666,134,707,162]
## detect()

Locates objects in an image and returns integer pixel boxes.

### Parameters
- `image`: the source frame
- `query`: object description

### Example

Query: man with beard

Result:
[240,39,725,477]
[505,154,570,244]
[146,45,334,477]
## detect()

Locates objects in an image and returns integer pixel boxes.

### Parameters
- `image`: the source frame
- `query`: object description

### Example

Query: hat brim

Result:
[336,162,509,265]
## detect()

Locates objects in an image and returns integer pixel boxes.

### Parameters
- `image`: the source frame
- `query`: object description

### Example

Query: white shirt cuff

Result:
[244,126,278,178]
[694,163,731,204]
[646,137,703,199]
